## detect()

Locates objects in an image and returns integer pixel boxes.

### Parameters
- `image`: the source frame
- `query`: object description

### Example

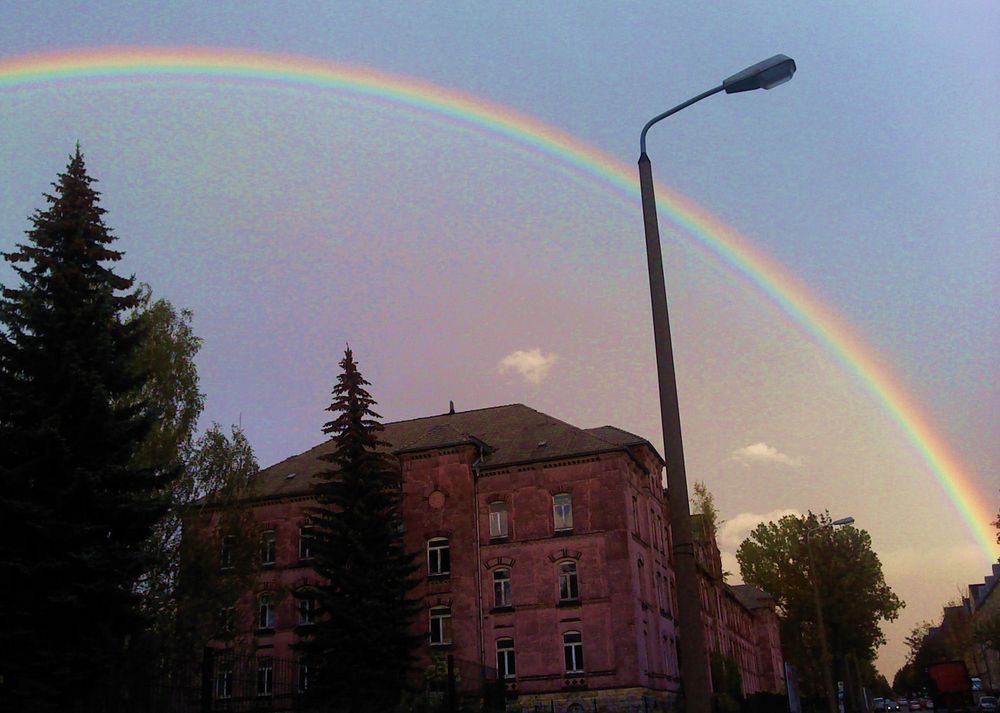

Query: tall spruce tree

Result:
[0,149,171,711]
[299,348,421,712]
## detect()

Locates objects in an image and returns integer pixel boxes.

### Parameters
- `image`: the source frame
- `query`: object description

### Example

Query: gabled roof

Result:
[246,403,660,501]
[729,583,776,610]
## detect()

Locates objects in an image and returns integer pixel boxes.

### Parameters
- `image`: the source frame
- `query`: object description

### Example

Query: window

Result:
[553,493,573,531]
[558,561,579,602]
[215,658,234,700]
[429,606,452,645]
[496,638,516,680]
[261,530,276,566]
[563,631,584,673]
[427,538,450,576]
[493,568,512,609]
[258,593,276,630]
[651,509,659,549]
[220,535,235,570]
[257,657,273,697]
[297,659,309,692]
[489,501,508,539]
[219,605,236,634]
[297,592,317,626]
[299,525,314,560]
[632,496,640,535]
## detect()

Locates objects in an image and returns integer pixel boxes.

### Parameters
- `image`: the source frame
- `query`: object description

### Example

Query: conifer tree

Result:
[299,347,421,712]
[0,148,171,711]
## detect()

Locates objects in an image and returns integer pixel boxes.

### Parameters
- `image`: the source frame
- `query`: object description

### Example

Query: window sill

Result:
[427,573,451,582]
[429,642,453,648]
[556,599,581,608]
[488,536,509,544]
[490,606,514,614]
[553,529,574,537]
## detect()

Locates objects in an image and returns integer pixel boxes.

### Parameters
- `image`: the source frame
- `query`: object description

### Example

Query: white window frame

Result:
[493,568,512,608]
[496,637,516,680]
[553,493,573,532]
[429,606,452,645]
[558,561,579,602]
[489,501,508,538]
[297,659,309,692]
[258,593,276,630]
[563,631,584,673]
[220,535,235,570]
[260,529,277,566]
[297,592,317,626]
[215,658,234,700]
[298,525,314,560]
[257,657,274,697]
[427,537,450,576]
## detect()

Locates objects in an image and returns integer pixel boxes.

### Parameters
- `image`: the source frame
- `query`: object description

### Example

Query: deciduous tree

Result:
[298,347,421,712]
[736,512,903,702]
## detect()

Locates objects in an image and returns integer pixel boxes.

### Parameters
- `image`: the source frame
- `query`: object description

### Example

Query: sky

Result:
[1,1,997,680]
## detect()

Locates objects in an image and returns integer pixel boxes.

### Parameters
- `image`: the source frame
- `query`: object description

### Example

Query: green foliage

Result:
[973,612,1000,653]
[736,512,903,698]
[711,651,744,713]
[0,148,172,711]
[127,287,206,649]
[692,480,722,538]
[298,347,422,712]
[173,424,260,654]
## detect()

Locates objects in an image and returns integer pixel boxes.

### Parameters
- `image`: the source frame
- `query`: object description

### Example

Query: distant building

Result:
[190,403,785,710]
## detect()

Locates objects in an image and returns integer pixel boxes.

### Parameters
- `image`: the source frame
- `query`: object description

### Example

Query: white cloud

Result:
[731,441,802,468]
[497,348,560,385]
[717,508,802,554]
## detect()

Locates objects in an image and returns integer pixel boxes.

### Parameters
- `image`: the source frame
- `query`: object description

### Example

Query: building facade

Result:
[191,403,784,710]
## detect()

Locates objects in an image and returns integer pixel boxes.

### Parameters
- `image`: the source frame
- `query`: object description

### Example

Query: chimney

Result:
[448,400,455,415]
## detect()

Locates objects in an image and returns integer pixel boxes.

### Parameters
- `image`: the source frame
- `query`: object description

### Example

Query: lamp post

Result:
[805,516,855,713]
[637,54,796,713]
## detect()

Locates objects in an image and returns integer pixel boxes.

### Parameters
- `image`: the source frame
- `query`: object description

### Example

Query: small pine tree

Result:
[0,148,172,711]
[298,347,421,712]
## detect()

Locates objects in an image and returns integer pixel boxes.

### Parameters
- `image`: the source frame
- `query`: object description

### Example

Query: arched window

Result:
[297,590,318,626]
[429,606,451,645]
[427,537,450,576]
[489,501,508,539]
[496,637,516,679]
[558,561,579,602]
[553,493,573,531]
[493,568,512,609]
[257,593,276,630]
[563,631,584,673]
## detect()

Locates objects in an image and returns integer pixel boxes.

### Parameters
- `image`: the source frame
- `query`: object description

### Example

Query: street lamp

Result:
[806,516,855,713]
[637,54,796,713]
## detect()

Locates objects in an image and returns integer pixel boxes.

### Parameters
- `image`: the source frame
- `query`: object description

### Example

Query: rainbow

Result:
[1,47,996,560]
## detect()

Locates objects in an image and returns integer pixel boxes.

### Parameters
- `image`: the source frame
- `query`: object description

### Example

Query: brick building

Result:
[193,403,784,709]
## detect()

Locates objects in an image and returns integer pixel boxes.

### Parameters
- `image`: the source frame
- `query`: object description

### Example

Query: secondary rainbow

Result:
[2,46,995,560]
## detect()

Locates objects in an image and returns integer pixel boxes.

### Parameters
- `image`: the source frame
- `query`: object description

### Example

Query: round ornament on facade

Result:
[428,490,446,509]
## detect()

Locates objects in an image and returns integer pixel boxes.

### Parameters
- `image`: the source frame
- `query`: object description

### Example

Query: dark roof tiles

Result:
[248,403,657,500]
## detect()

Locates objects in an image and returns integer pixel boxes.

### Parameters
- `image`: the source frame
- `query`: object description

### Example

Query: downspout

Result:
[471,445,486,676]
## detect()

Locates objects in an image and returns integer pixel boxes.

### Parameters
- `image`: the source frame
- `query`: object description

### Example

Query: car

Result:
[923,699,933,710]
[977,696,997,713]
[910,700,923,711]
[886,700,901,711]
[873,698,886,712]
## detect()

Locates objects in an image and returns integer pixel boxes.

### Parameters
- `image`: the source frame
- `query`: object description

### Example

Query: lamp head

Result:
[723,54,796,94]
[831,516,855,527]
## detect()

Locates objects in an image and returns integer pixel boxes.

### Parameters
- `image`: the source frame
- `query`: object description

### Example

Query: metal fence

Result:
[130,650,504,713]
